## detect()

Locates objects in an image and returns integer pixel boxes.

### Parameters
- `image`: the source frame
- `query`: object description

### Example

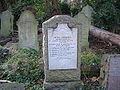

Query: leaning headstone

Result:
[0,10,13,36]
[100,54,120,90]
[43,15,81,90]
[74,5,93,49]
[0,80,24,90]
[17,10,39,50]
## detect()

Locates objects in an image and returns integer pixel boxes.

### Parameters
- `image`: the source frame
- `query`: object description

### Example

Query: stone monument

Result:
[100,54,120,90]
[74,5,93,49]
[43,15,81,90]
[17,10,39,50]
[0,10,14,36]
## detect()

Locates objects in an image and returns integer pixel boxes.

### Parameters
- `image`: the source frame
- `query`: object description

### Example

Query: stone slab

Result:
[0,10,13,36]
[44,81,81,90]
[74,5,93,49]
[100,54,120,90]
[0,83,24,90]
[17,10,39,50]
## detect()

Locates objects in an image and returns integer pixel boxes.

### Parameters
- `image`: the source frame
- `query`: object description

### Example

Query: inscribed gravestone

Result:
[17,10,39,50]
[0,10,13,36]
[100,54,120,90]
[74,5,93,49]
[43,15,81,89]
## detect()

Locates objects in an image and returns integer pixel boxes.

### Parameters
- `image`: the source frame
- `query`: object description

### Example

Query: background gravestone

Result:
[74,5,93,49]
[43,15,81,89]
[17,10,39,50]
[0,10,13,36]
[100,54,120,90]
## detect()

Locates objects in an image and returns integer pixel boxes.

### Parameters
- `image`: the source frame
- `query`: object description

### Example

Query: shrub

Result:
[81,51,101,66]
[81,50,101,77]
[2,48,44,90]
[92,0,120,33]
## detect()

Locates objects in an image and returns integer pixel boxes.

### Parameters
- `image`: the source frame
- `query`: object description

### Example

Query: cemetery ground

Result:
[0,33,120,90]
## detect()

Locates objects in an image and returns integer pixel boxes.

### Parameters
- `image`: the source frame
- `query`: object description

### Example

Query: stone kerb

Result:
[74,5,93,49]
[43,15,82,89]
[0,10,14,36]
[17,10,39,50]
[0,80,24,90]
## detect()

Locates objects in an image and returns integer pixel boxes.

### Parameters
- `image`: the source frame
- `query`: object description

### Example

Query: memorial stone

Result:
[17,10,39,50]
[74,5,93,49]
[100,54,120,90]
[43,15,81,90]
[0,10,13,36]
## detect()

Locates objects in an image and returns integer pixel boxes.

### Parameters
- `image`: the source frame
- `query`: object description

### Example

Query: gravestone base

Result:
[44,81,81,90]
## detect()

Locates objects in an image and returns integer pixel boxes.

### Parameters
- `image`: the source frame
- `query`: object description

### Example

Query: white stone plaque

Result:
[48,24,77,70]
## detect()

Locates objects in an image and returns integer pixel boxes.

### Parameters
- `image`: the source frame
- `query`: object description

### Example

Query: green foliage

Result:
[64,0,120,33]
[11,0,46,28]
[81,51,101,66]
[81,80,105,90]
[81,50,101,77]
[2,49,44,90]
[70,7,80,17]
[92,0,120,32]
[29,84,43,90]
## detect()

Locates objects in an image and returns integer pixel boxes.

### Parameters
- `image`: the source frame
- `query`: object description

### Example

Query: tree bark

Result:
[44,0,51,16]
[44,0,61,17]
[51,0,61,16]
[89,25,120,46]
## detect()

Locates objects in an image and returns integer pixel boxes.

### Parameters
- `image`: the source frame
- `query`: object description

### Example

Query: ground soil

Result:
[89,35,120,54]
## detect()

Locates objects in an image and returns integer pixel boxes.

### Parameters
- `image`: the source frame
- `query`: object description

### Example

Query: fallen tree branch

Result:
[89,26,120,46]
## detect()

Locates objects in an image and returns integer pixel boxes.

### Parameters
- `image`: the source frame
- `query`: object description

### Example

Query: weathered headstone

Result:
[74,5,93,49]
[0,10,13,36]
[17,10,39,50]
[100,54,120,90]
[43,15,81,90]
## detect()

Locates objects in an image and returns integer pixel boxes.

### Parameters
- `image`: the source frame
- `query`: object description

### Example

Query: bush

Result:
[70,7,80,17]
[2,48,44,90]
[81,50,101,77]
[81,50,104,89]
[92,0,120,33]
[81,51,101,66]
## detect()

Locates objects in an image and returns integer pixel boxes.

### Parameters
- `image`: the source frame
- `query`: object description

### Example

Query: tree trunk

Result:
[51,0,61,16]
[89,25,120,46]
[44,0,51,16]
[44,0,61,17]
